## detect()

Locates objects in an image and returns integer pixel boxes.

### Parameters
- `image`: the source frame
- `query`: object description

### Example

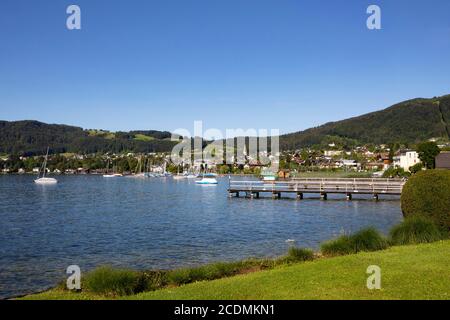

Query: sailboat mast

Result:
[42,147,49,178]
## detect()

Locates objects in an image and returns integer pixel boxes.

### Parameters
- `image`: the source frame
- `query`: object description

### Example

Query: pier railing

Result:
[228,178,406,199]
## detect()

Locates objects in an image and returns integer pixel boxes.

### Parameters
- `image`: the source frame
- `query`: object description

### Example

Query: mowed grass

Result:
[22,241,450,300]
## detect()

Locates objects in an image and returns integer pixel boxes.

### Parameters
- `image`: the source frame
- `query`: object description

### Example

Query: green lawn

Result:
[134,134,155,142]
[22,241,450,300]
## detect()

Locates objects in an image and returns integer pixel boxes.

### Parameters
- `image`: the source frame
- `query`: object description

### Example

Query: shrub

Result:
[320,235,354,256]
[165,268,193,286]
[166,260,259,286]
[135,270,168,292]
[390,216,444,245]
[284,247,315,263]
[321,228,388,256]
[401,170,450,232]
[351,228,389,252]
[409,163,423,174]
[383,167,410,178]
[83,266,140,296]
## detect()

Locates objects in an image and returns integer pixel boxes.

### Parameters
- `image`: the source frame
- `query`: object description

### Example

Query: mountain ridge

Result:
[1,94,449,155]
[279,94,450,149]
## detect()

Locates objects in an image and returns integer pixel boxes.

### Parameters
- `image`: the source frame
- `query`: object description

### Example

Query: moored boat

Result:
[34,147,58,184]
[195,173,218,185]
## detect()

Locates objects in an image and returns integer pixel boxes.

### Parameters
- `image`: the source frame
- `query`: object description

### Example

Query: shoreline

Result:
[18,240,450,300]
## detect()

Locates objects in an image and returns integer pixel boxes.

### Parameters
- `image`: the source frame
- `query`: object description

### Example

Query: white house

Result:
[324,150,342,157]
[393,151,420,171]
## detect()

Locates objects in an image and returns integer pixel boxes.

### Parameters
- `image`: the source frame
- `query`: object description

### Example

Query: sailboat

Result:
[161,161,172,178]
[34,147,58,184]
[128,156,146,178]
[173,162,186,180]
[103,159,121,177]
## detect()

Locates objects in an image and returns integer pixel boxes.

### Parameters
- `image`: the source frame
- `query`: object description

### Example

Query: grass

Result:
[390,216,444,245]
[20,241,450,300]
[26,249,314,298]
[87,129,115,140]
[83,266,141,296]
[321,228,389,256]
[134,134,155,142]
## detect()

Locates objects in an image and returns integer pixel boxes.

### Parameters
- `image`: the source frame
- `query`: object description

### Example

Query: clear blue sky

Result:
[0,0,449,135]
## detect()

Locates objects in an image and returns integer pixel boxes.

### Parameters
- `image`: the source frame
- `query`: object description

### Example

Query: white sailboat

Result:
[103,159,121,177]
[173,162,186,180]
[34,147,58,184]
[128,156,146,178]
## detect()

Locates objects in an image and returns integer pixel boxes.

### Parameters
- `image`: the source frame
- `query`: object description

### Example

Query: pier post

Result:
[373,194,379,201]
[320,193,327,200]
[296,192,303,200]
[272,192,281,199]
[346,193,352,201]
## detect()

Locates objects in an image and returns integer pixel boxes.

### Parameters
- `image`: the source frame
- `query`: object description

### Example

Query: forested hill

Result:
[280,94,450,149]
[0,120,177,155]
[1,95,449,155]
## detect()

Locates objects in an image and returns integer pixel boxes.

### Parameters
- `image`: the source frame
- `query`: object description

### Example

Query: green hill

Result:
[0,120,177,156]
[280,94,450,149]
[1,94,449,155]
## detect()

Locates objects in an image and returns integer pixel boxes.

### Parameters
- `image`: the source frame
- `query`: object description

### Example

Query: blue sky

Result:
[0,0,449,135]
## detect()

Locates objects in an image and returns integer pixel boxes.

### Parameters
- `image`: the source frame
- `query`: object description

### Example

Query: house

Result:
[435,152,450,169]
[324,150,342,157]
[393,151,420,171]
[340,159,358,168]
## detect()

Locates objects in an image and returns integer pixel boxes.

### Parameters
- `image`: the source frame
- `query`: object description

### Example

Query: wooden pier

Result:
[227,178,406,200]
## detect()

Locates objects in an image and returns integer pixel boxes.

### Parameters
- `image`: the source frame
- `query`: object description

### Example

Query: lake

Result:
[0,175,403,299]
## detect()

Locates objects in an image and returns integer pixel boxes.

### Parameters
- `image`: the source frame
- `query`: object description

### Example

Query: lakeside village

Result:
[1,139,450,178]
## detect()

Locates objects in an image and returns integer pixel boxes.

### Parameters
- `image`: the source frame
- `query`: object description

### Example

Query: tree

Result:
[417,142,440,169]
[409,163,423,174]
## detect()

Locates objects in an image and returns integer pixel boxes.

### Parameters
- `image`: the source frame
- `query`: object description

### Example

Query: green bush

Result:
[166,261,257,286]
[284,247,315,263]
[401,170,450,232]
[166,268,193,286]
[390,216,444,245]
[409,163,423,174]
[320,235,353,256]
[83,266,141,296]
[135,270,168,292]
[321,228,389,256]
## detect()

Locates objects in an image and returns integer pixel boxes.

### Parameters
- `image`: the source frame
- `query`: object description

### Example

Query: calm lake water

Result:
[0,175,403,299]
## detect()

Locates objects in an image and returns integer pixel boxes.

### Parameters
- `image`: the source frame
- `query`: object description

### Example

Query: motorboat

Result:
[195,173,218,185]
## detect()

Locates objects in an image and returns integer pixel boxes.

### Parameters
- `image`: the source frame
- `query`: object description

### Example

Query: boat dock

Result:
[227,178,406,200]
